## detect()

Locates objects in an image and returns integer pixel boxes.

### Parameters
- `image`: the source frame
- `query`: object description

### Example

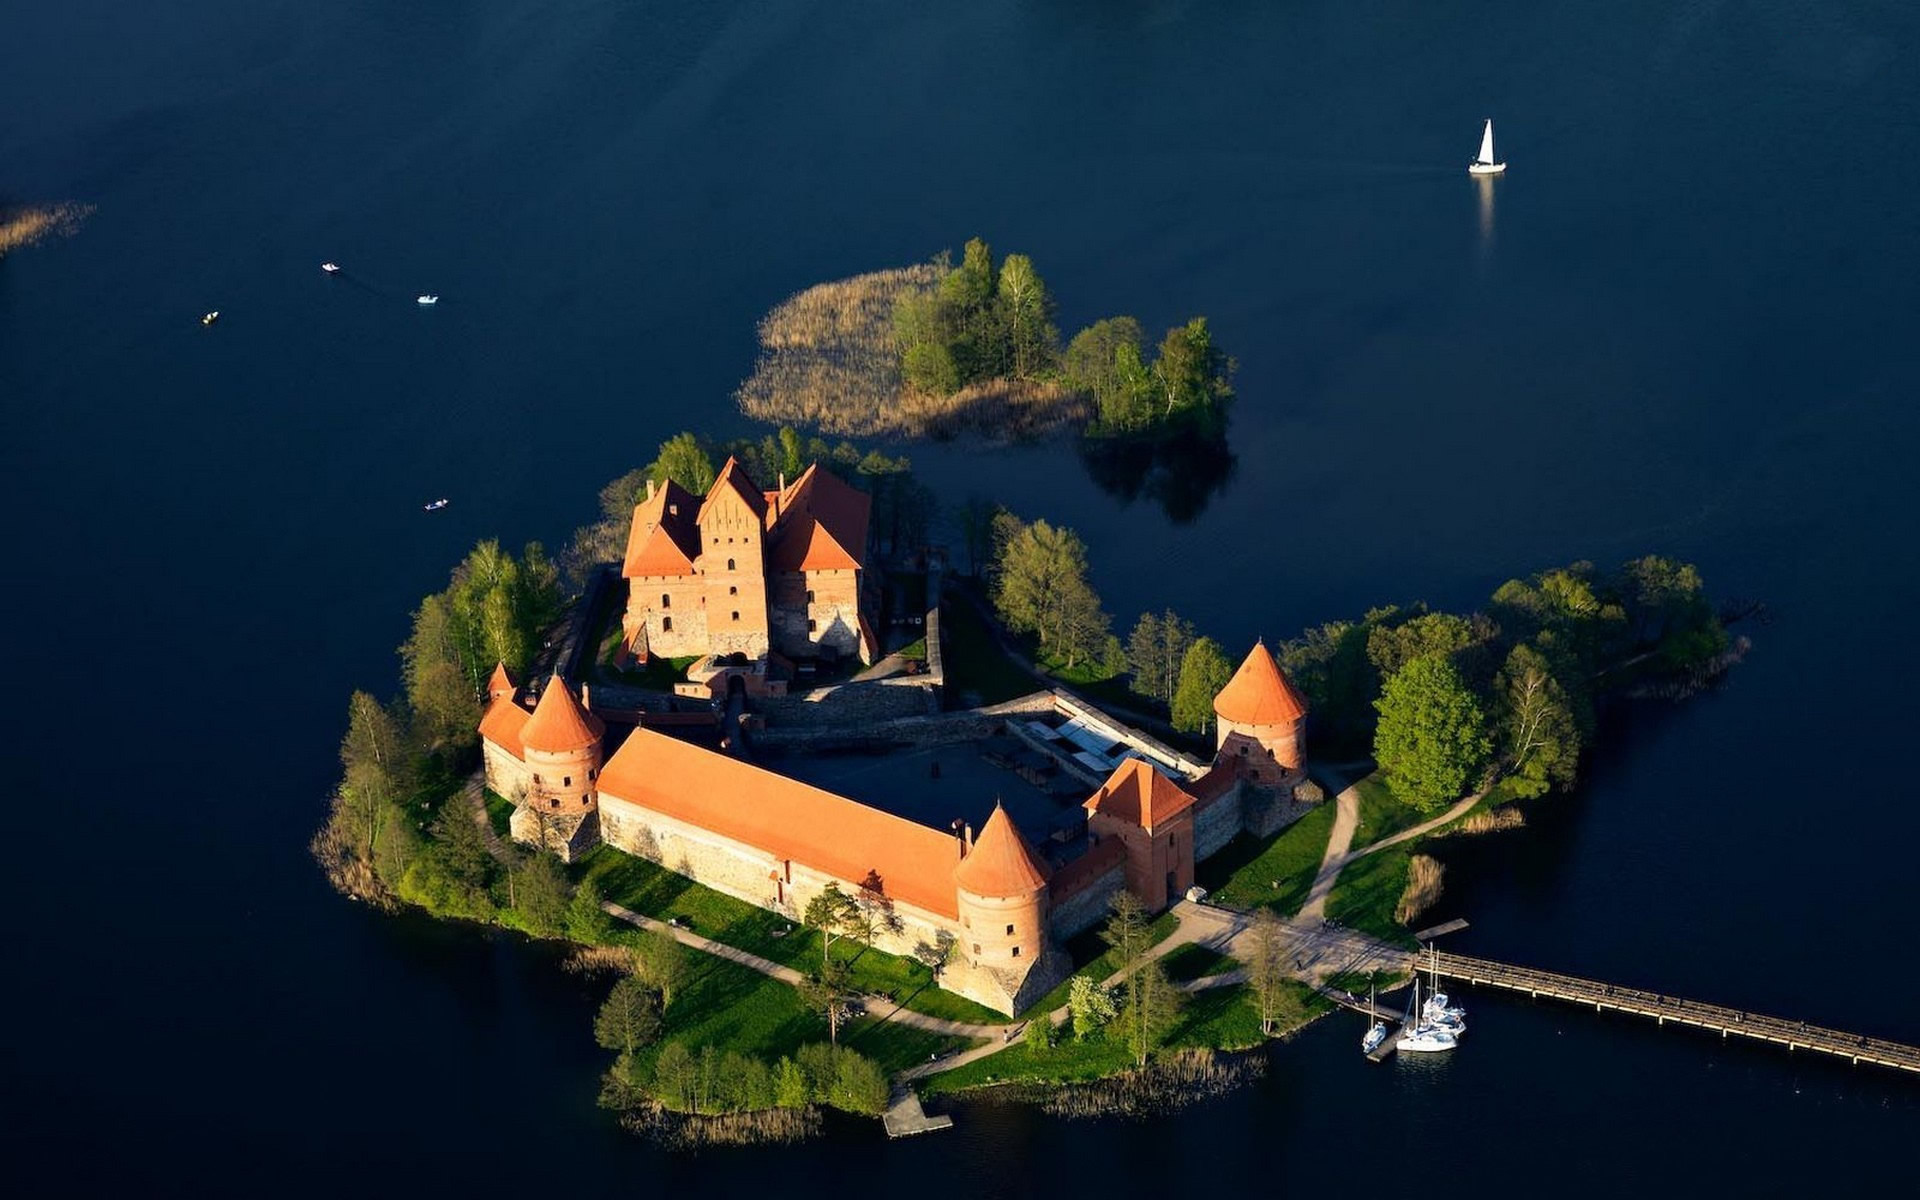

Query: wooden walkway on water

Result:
[1427,949,1920,1075]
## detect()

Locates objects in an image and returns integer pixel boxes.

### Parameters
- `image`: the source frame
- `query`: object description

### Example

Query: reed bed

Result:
[1455,807,1526,837]
[0,203,92,258]
[735,265,1086,439]
[622,1102,821,1149]
[993,1049,1262,1120]
[1394,854,1445,926]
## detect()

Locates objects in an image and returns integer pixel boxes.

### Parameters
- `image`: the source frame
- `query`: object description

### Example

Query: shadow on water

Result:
[1076,424,1237,524]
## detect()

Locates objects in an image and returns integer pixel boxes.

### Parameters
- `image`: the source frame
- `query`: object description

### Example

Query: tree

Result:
[336,691,407,863]
[1171,636,1234,734]
[1068,975,1117,1040]
[1616,555,1725,666]
[1065,316,1153,431]
[803,882,862,966]
[1119,960,1184,1068]
[1372,656,1493,813]
[631,927,689,1008]
[1100,890,1153,969]
[647,432,716,495]
[1127,610,1196,705]
[1246,909,1290,1036]
[1277,616,1384,756]
[1365,610,1497,682]
[995,253,1059,379]
[774,1056,811,1108]
[652,1042,698,1112]
[957,496,1000,579]
[829,1050,890,1116]
[566,878,613,944]
[429,801,493,894]
[1496,643,1581,798]
[852,870,905,950]
[912,929,957,982]
[1024,1016,1052,1056]
[801,957,857,1046]
[511,852,573,938]
[1151,317,1234,431]
[993,517,1107,665]
[593,976,663,1058]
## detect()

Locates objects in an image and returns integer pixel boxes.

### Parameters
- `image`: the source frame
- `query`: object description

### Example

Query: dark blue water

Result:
[6,2,1918,1192]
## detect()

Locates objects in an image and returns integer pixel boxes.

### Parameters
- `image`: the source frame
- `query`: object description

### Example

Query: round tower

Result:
[952,804,1050,970]
[1212,640,1309,779]
[520,673,605,815]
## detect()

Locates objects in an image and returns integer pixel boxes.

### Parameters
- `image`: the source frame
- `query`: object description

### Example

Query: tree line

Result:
[565,425,935,581]
[893,237,1236,438]
[1276,557,1730,811]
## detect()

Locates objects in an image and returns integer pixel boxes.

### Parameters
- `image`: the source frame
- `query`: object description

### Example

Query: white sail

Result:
[1477,120,1495,165]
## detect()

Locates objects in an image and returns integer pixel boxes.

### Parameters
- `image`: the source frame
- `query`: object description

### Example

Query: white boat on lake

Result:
[1399,977,1459,1054]
[417,294,439,305]
[1361,984,1389,1054]
[321,262,341,274]
[423,498,449,511]
[1469,119,1506,175]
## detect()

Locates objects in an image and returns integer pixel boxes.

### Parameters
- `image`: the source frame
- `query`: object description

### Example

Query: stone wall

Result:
[751,692,1056,751]
[510,806,598,863]
[1048,851,1127,940]
[770,568,865,661]
[756,677,939,727]
[1191,784,1244,861]
[482,739,530,803]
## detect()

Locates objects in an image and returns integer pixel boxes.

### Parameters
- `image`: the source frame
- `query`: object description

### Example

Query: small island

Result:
[315,413,1743,1144]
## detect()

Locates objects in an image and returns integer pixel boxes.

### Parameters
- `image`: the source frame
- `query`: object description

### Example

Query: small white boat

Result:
[1361,984,1389,1054]
[1398,977,1459,1054]
[1469,119,1506,175]
[321,262,341,274]
[201,311,219,326]
[1423,944,1468,1027]
[423,498,449,511]
[417,294,439,305]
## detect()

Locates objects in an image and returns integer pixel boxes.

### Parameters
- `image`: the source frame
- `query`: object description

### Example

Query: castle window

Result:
[972,943,981,955]
[805,589,815,604]
[588,769,596,781]
[661,593,671,608]
[1012,946,1021,958]
[532,774,541,784]
[662,616,673,632]
[727,558,736,570]
[550,798,559,809]
[732,611,740,621]
[563,776,571,787]
[808,619,817,632]
[729,585,737,596]
[1005,924,1015,936]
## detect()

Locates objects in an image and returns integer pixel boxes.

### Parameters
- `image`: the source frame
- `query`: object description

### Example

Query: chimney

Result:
[778,471,787,493]
[581,683,592,711]
[646,478,656,501]
[668,502,679,517]
[963,823,975,854]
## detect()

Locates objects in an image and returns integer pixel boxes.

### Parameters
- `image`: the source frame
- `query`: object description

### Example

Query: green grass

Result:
[939,598,1037,706]
[575,844,1007,1026]
[895,635,928,661]
[1350,772,1425,850]
[1325,842,1420,947]
[483,789,515,837]
[1197,802,1338,914]
[1016,911,1182,1021]
[1160,944,1239,983]
[921,1030,1137,1094]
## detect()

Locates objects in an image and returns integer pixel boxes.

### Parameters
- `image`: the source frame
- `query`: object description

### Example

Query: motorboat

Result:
[1361,984,1389,1054]
[201,311,219,326]
[417,294,439,305]
[321,262,340,274]
[423,498,450,511]
[1468,119,1507,175]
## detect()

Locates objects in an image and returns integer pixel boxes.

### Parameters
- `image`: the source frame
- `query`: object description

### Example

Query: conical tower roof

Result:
[1212,640,1308,726]
[520,674,603,753]
[952,804,1048,897]
[487,661,516,698]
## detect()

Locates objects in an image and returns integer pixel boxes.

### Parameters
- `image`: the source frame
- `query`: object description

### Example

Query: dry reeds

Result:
[1455,806,1526,837]
[562,945,636,976]
[1019,1049,1262,1120]
[0,203,92,258]
[1394,854,1445,926]
[621,1102,821,1149]
[734,265,1087,439]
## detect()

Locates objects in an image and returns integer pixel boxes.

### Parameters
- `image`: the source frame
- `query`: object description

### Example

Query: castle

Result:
[480,634,1316,1016]
[621,458,878,666]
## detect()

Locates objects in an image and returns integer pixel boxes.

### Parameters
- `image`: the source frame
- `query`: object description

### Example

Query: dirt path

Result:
[1297,768,1482,924]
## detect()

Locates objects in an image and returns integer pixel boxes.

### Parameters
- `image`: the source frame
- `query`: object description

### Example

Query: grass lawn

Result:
[483,789,514,837]
[921,1030,1137,1094]
[1197,802,1338,914]
[1350,772,1425,850]
[1016,911,1182,1021]
[575,844,1007,1026]
[1161,944,1239,983]
[1325,842,1420,947]
[939,598,1037,706]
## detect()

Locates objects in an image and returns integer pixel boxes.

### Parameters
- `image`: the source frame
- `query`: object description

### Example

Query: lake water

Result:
[6,1,1917,1192]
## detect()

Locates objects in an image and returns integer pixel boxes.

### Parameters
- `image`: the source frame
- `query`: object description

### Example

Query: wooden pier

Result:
[1426,949,1920,1075]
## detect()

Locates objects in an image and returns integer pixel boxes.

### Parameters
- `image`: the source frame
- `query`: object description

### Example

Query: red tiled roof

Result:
[597,727,965,918]
[622,481,701,578]
[1085,758,1196,831]
[1188,761,1241,807]
[698,457,768,526]
[487,661,516,698]
[768,464,868,573]
[479,695,530,756]
[520,674,604,754]
[1213,641,1308,727]
[952,803,1049,897]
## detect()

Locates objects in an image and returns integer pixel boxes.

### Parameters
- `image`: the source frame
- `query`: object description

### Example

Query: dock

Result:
[1428,949,1920,1075]
[1319,987,1411,1061]
[881,1087,953,1138]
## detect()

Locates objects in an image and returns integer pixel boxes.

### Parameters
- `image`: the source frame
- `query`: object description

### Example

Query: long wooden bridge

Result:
[1426,949,1920,1075]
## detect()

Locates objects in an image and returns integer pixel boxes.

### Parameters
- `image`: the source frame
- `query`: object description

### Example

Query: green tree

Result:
[993,517,1107,665]
[566,878,613,944]
[801,957,857,1046]
[774,1056,811,1108]
[1372,656,1493,813]
[631,927,690,1008]
[1068,975,1118,1040]
[1065,316,1154,431]
[1024,1017,1052,1056]
[652,1041,698,1112]
[336,691,407,862]
[1119,960,1184,1068]
[1171,636,1234,734]
[593,976,663,1058]
[1151,317,1235,430]
[1365,610,1496,681]
[646,432,716,495]
[1127,609,1196,705]
[512,852,573,938]
[828,1050,890,1116]
[995,252,1059,379]
[429,799,494,895]
[1495,643,1582,798]
[1616,555,1725,666]
[803,882,862,965]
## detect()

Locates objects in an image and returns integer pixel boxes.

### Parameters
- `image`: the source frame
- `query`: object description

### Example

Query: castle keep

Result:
[480,636,1319,1016]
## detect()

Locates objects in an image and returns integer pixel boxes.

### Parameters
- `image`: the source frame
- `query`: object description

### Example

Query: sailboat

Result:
[1362,984,1389,1054]
[1422,944,1466,1032]
[1399,976,1460,1054]
[1468,119,1507,175]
